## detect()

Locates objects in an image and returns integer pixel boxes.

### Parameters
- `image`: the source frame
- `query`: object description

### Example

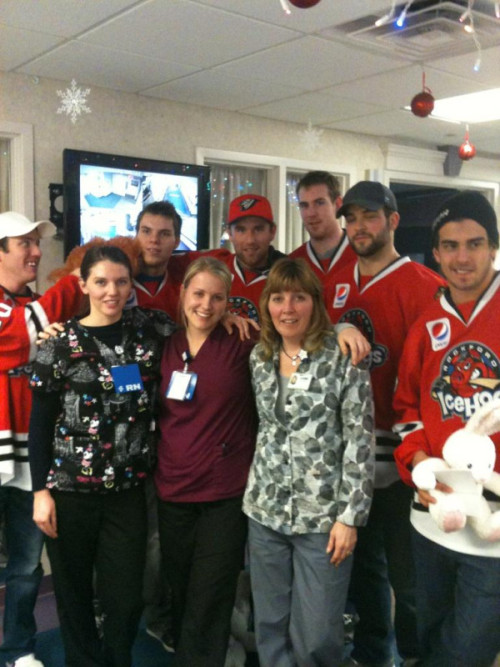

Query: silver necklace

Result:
[281,344,302,367]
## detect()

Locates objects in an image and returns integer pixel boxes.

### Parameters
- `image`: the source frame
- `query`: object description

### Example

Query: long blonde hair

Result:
[179,256,232,327]
[258,258,331,360]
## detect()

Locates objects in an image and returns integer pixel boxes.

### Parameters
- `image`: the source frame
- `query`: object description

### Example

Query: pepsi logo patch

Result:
[426,318,450,351]
[333,284,350,309]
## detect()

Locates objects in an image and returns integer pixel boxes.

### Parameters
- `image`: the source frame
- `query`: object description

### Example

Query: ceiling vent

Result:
[322,0,500,60]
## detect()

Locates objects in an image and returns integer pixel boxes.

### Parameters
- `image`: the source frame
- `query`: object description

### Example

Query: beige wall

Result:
[1,70,386,288]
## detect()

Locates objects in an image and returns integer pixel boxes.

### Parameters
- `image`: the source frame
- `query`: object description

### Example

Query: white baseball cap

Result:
[0,211,56,241]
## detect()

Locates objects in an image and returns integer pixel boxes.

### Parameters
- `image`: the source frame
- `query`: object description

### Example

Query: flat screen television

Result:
[63,148,211,257]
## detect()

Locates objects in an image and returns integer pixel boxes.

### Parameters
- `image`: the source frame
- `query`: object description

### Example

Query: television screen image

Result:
[63,149,211,257]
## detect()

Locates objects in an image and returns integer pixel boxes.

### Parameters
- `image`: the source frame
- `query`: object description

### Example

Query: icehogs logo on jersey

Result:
[339,309,388,369]
[431,341,500,421]
[228,296,259,322]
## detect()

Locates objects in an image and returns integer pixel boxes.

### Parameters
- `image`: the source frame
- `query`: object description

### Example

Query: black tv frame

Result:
[63,148,211,257]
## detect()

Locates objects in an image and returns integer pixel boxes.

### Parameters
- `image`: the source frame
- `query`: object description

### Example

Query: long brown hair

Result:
[258,258,331,360]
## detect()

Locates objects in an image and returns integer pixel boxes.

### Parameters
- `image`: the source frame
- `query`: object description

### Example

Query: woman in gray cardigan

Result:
[243,258,375,667]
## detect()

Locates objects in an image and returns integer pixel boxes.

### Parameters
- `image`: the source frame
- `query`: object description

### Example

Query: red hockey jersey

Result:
[289,232,356,290]
[0,275,83,489]
[219,248,286,322]
[394,273,500,484]
[393,274,500,556]
[326,258,444,486]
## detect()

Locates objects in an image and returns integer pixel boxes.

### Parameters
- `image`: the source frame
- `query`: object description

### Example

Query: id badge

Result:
[167,370,198,401]
[110,364,144,393]
[288,373,312,390]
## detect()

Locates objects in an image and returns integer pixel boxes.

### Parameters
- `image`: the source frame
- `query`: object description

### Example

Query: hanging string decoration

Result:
[410,72,434,118]
[458,125,476,160]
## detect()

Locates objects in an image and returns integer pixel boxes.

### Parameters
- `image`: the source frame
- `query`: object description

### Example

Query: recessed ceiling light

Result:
[405,88,500,124]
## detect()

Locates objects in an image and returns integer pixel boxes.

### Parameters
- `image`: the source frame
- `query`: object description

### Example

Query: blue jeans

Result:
[0,486,44,665]
[349,480,419,665]
[413,528,500,667]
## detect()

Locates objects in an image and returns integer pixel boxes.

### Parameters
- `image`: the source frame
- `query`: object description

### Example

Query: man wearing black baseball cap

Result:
[0,212,83,667]
[336,181,398,220]
[394,192,500,666]
[332,181,446,667]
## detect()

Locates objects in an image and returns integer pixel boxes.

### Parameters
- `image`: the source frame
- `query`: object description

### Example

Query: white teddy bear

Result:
[412,399,500,542]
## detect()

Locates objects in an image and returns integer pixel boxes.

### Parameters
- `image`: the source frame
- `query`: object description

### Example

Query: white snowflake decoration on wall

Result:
[56,79,91,124]
[297,120,324,153]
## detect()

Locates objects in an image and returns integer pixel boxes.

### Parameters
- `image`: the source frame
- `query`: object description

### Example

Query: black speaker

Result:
[439,145,462,177]
[48,183,64,237]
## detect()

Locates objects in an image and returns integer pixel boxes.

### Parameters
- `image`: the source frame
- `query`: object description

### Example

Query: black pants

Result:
[158,496,247,667]
[46,486,147,667]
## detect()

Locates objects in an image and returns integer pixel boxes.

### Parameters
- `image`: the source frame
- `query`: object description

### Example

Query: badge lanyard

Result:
[166,350,198,401]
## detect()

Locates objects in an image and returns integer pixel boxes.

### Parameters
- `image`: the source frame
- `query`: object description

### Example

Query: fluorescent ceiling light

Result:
[425,88,500,124]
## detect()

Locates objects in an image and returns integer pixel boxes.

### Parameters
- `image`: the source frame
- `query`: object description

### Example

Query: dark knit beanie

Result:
[432,190,498,248]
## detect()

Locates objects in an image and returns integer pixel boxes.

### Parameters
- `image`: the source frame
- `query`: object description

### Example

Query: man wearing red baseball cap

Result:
[223,194,286,322]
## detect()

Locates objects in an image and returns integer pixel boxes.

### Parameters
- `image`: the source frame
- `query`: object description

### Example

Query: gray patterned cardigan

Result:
[243,330,375,535]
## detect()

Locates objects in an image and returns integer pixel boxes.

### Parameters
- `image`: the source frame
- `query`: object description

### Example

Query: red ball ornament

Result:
[459,134,476,161]
[289,0,322,7]
[411,91,434,118]
[410,72,434,118]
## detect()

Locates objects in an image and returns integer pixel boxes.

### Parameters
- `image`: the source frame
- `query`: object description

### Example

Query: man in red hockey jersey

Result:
[130,200,230,321]
[290,171,355,289]
[394,191,500,666]
[223,194,286,321]
[0,212,83,667]
[129,201,193,319]
[325,181,444,667]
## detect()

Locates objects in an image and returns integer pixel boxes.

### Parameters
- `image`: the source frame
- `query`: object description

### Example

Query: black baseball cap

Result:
[336,181,398,218]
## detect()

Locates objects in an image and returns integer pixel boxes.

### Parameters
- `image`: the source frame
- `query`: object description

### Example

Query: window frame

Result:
[196,147,355,252]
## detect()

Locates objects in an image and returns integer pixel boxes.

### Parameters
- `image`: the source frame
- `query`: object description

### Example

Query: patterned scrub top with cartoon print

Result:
[29,307,176,493]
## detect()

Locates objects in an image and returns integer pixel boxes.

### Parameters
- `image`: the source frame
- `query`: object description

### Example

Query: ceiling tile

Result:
[78,0,301,68]
[18,42,199,92]
[324,64,490,111]
[215,35,406,91]
[193,0,393,33]
[244,91,386,126]
[0,0,139,37]
[0,25,64,70]
[429,45,500,88]
[143,70,303,109]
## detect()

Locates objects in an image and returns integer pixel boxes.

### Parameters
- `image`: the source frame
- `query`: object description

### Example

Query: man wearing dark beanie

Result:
[431,189,499,249]
[393,190,500,667]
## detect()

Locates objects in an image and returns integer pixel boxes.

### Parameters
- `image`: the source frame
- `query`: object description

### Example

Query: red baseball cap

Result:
[227,195,274,226]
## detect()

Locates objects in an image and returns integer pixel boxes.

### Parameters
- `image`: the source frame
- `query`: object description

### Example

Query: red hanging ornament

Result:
[410,72,435,118]
[459,126,476,161]
[289,0,322,7]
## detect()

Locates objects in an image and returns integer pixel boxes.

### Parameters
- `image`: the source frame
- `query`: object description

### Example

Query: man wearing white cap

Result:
[0,212,83,667]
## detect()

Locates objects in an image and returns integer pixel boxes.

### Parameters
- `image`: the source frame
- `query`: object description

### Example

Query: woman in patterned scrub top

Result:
[28,245,175,667]
[243,257,375,667]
